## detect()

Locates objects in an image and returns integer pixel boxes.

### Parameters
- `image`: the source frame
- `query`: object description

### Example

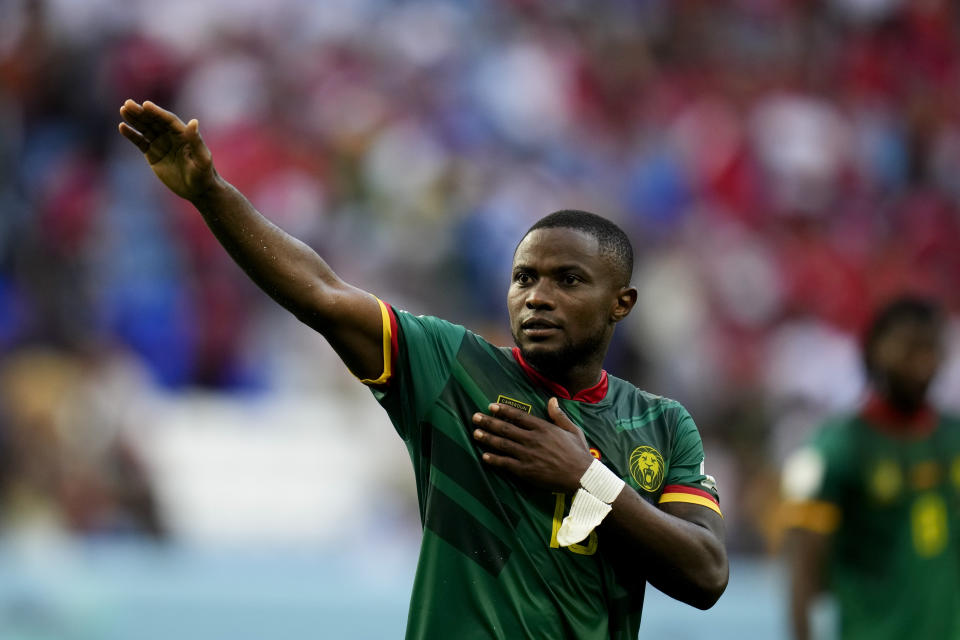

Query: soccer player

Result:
[782,297,960,640]
[118,100,728,639]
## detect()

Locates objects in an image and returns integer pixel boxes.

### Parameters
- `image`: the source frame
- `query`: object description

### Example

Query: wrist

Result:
[566,454,595,492]
[578,458,625,503]
[556,461,625,547]
[189,170,227,208]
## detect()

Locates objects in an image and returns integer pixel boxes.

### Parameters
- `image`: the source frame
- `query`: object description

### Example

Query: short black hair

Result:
[522,209,634,287]
[863,295,943,379]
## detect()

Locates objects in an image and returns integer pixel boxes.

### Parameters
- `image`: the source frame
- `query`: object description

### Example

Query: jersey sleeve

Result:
[779,423,849,534]
[658,404,722,517]
[366,301,467,441]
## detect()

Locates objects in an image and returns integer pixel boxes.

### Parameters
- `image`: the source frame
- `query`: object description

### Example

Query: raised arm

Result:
[118,100,385,381]
[472,400,728,609]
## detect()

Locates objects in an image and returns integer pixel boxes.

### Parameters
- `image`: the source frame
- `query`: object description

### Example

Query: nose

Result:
[525,280,556,310]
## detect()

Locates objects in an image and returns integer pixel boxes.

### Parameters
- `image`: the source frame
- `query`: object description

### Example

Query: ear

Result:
[610,286,638,323]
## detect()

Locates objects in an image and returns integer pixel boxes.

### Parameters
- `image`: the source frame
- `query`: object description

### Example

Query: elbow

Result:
[689,586,725,611]
[689,529,730,610]
[290,279,346,328]
[688,562,729,610]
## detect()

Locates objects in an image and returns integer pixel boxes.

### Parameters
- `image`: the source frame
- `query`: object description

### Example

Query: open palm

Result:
[118,100,216,201]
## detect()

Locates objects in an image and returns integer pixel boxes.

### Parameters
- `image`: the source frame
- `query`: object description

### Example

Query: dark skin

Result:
[119,100,727,610]
[786,318,943,640]
[869,319,943,413]
[786,530,828,640]
[508,227,629,394]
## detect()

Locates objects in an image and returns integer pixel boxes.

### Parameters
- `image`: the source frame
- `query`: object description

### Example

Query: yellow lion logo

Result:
[630,446,665,492]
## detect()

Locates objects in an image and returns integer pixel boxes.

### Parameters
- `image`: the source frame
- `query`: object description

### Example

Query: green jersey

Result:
[782,400,960,640]
[368,302,721,640]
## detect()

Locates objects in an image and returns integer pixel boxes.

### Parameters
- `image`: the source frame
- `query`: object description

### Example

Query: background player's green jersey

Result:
[782,404,960,640]
[368,302,721,640]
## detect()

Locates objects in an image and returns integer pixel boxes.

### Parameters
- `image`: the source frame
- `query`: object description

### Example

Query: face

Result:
[870,319,943,411]
[508,227,634,375]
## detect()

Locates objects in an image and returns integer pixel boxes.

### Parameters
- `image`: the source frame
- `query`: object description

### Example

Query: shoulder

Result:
[392,309,517,374]
[391,308,486,350]
[393,308,499,345]
[936,411,960,443]
[938,410,960,427]
[782,415,863,503]
[809,413,861,449]
[392,308,464,335]
[606,375,687,411]
[783,414,859,487]
[604,375,696,432]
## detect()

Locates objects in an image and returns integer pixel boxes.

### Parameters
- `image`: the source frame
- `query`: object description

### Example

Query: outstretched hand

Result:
[118,100,217,201]
[472,397,595,492]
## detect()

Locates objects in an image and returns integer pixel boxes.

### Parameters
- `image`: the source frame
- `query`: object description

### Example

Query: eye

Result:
[561,273,581,286]
[514,271,533,285]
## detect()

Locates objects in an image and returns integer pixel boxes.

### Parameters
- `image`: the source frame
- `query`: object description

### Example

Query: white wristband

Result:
[556,489,612,546]
[579,459,625,504]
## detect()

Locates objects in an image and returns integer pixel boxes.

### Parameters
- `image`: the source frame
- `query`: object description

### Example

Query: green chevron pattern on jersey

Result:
[372,309,718,639]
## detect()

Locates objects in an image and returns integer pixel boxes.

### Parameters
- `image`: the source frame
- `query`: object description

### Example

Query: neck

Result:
[525,348,604,394]
[861,392,935,436]
[873,378,928,415]
[512,348,609,402]
[551,361,604,396]
[884,393,925,415]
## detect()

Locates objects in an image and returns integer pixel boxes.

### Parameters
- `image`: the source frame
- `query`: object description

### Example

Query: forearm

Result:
[785,529,826,640]
[790,592,812,640]
[190,176,343,324]
[604,490,728,609]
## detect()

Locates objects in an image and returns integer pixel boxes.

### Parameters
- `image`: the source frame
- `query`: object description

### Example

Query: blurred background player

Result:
[781,296,960,640]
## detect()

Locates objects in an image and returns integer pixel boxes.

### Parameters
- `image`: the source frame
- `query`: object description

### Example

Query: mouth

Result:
[520,317,561,338]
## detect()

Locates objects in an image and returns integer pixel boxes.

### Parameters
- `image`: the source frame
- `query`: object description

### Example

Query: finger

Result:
[487,403,540,430]
[479,451,522,473]
[472,412,530,442]
[123,100,181,142]
[472,428,523,457]
[118,122,151,153]
[186,118,205,146]
[142,100,188,132]
[120,100,163,139]
[119,104,149,134]
[119,98,143,116]
[185,118,213,166]
[547,397,581,434]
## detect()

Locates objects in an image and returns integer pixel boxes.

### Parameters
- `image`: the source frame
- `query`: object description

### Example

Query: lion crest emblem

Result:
[629,446,665,492]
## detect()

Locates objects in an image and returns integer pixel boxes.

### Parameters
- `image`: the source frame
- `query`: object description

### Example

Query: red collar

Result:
[859,393,937,438]
[511,347,608,403]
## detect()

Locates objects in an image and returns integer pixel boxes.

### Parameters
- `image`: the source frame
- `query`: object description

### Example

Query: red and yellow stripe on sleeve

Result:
[659,485,722,517]
[359,297,399,386]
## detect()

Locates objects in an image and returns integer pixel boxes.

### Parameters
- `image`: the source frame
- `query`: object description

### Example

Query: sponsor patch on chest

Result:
[496,395,532,413]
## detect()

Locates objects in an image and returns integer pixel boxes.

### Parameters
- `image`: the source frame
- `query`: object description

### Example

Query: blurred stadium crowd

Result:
[1,0,959,553]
